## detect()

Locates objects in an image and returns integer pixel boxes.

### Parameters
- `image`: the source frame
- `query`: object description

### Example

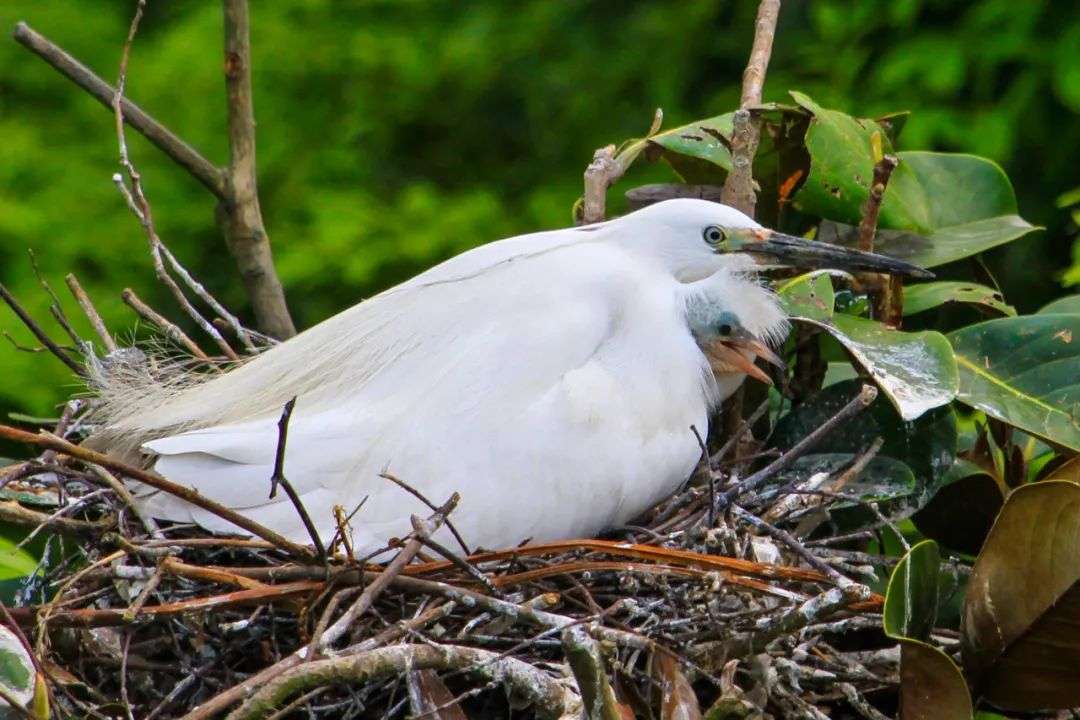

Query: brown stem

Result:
[857,154,901,325]
[0,282,86,377]
[12,22,225,197]
[65,274,116,353]
[121,287,212,361]
[221,0,296,339]
[269,398,326,559]
[719,0,781,217]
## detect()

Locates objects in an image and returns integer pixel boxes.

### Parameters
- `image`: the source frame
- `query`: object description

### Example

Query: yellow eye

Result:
[703,225,726,246]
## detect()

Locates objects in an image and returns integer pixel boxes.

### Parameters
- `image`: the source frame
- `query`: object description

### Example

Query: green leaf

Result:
[1038,295,1080,315]
[775,271,836,322]
[0,536,35,583]
[912,459,1004,556]
[948,314,1080,451]
[789,92,1038,267]
[884,540,941,641]
[647,113,734,175]
[795,314,958,421]
[963,481,1080,710]
[904,282,1015,317]
[0,625,34,712]
[777,454,917,506]
[770,380,957,508]
[885,541,973,720]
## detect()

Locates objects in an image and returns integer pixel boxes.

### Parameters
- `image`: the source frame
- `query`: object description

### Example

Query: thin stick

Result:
[269,398,326,559]
[0,283,86,377]
[0,424,313,559]
[731,506,850,586]
[719,0,781,217]
[717,384,877,508]
[121,288,212,362]
[856,154,902,325]
[65,273,116,353]
[12,22,225,197]
[380,472,472,555]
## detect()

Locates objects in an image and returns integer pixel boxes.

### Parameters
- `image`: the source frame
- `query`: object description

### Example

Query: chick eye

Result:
[718,323,733,336]
[703,225,726,246]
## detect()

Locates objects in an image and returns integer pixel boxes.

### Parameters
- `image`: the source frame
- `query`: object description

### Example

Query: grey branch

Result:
[12,22,225,197]
[720,0,782,218]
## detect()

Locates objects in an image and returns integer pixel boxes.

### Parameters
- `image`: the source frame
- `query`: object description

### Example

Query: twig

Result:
[121,288,212,362]
[64,273,116,353]
[719,0,781,217]
[221,0,296,340]
[12,22,225,196]
[269,398,326,559]
[717,384,877,508]
[731,506,850,586]
[0,424,314,558]
[88,464,164,539]
[380,472,471,555]
[856,154,902,324]
[561,625,623,720]
[416,532,503,598]
[225,644,578,720]
[0,283,87,377]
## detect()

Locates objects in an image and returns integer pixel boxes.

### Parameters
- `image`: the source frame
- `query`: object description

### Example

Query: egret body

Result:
[90,199,924,553]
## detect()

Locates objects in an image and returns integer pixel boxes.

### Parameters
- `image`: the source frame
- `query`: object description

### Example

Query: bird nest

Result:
[0,254,908,720]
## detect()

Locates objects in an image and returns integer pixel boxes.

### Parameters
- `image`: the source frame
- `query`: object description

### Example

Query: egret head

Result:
[608,198,931,282]
[684,272,788,387]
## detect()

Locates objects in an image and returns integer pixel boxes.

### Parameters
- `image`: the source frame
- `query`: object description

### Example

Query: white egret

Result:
[89,199,927,553]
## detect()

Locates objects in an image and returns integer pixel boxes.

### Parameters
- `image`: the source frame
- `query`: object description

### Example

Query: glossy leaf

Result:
[0,624,35,715]
[776,454,916,506]
[0,536,35,582]
[1038,295,1080,315]
[885,541,973,720]
[1043,456,1080,482]
[898,641,974,720]
[884,540,941,641]
[771,380,957,507]
[775,271,836,322]
[913,459,1003,556]
[648,113,734,174]
[904,282,1015,317]
[948,314,1080,451]
[789,92,1038,267]
[963,481,1080,710]
[796,314,958,421]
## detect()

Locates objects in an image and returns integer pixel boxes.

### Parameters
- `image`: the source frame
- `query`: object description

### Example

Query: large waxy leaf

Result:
[904,282,1015,317]
[771,380,957,508]
[774,454,917,507]
[790,92,1037,267]
[648,113,734,176]
[948,314,1080,451]
[885,541,973,720]
[1038,294,1080,315]
[0,536,35,582]
[779,273,959,421]
[912,459,1004,556]
[884,540,941,641]
[775,271,836,322]
[798,313,958,421]
[962,481,1080,710]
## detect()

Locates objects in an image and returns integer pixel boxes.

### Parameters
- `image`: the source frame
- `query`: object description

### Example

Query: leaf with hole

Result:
[962,481,1080,710]
[789,92,1038,267]
[948,314,1080,451]
[903,282,1015,317]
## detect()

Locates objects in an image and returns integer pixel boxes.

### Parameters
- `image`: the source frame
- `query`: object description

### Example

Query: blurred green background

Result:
[1,0,1078,425]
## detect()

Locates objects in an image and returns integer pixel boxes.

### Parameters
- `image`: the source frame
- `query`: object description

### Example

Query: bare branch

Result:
[0,282,86,377]
[221,0,296,339]
[269,398,326,560]
[65,274,117,353]
[12,22,225,197]
[720,0,781,217]
[121,288,212,362]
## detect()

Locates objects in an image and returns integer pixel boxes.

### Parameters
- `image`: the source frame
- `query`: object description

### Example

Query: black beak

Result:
[721,228,934,279]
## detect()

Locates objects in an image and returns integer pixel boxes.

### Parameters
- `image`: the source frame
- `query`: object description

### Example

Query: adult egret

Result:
[90,199,926,553]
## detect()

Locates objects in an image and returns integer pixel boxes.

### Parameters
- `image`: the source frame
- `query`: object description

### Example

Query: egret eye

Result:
[703,225,726,246]
[718,323,733,336]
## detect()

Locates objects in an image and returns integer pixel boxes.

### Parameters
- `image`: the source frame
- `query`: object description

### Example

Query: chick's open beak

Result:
[720,228,934,279]
[707,341,774,386]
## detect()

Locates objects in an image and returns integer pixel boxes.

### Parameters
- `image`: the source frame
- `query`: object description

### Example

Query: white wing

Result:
[138,241,715,552]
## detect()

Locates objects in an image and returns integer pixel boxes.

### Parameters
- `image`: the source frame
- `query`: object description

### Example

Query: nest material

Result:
[0,388,919,720]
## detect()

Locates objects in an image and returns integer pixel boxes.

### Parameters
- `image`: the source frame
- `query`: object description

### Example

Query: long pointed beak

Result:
[708,342,774,386]
[722,228,934,279]
[727,337,785,369]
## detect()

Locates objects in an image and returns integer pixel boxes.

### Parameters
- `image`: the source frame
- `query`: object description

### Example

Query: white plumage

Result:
[91,199,791,554]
